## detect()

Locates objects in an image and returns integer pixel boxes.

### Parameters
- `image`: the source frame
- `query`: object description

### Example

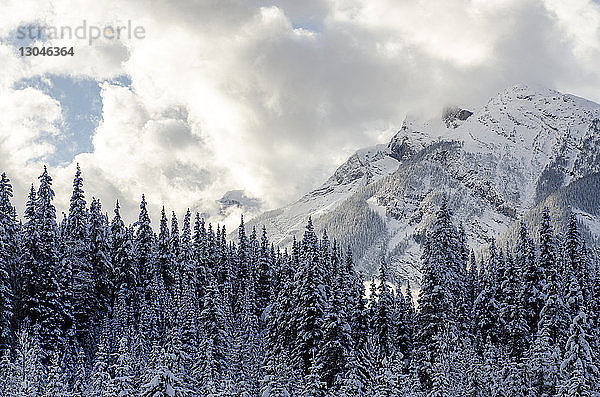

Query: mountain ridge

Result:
[243,84,600,282]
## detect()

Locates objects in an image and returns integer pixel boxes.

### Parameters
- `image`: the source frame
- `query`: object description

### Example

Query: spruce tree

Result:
[89,199,112,322]
[559,310,599,396]
[473,240,501,351]
[317,265,352,388]
[500,250,529,359]
[0,173,16,349]
[371,260,397,364]
[515,221,543,341]
[111,201,136,329]
[414,200,462,387]
[563,214,585,321]
[140,345,187,397]
[196,276,227,392]
[529,322,560,397]
[134,195,153,316]
[15,328,43,397]
[291,219,327,375]
[157,207,173,290]
[66,164,91,342]
[107,334,135,397]
[89,337,111,397]
[21,184,40,326]
[35,167,65,361]
[256,226,271,319]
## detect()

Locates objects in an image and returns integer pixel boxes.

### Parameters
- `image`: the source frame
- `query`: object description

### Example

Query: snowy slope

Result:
[246,85,600,283]
[246,144,400,247]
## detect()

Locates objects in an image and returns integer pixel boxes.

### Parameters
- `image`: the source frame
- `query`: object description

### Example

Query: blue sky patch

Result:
[13,74,131,166]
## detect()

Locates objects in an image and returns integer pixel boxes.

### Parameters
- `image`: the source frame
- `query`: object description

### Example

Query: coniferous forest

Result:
[0,165,598,396]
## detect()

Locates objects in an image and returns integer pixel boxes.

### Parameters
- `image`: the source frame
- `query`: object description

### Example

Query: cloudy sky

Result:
[1,0,600,227]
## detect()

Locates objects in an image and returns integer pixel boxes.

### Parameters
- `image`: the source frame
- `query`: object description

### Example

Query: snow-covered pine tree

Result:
[256,226,271,320]
[177,210,198,377]
[35,167,65,362]
[43,351,70,397]
[196,275,227,394]
[89,198,113,325]
[337,349,370,397]
[456,223,473,336]
[502,357,528,397]
[500,249,529,359]
[538,208,569,348]
[264,260,296,384]
[0,349,17,395]
[515,221,544,342]
[395,284,413,371]
[15,328,43,397]
[72,345,90,395]
[562,213,585,322]
[539,208,556,290]
[299,356,327,397]
[342,249,369,354]
[157,207,173,290]
[134,195,154,306]
[414,200,462,388]
[110,201,136,330]
[192,213,209,311]
[291,219,327,375]
[140,344,187,397]
[234,216,250,304]
[464,249,479,336]
[0,173,16,350]
[107,334,135,397]
[371,259,397,364]
[528,321,560,397]
[170,211,181,284]
[89,336,111,397]
[559,310,599,396]
[66,164,90,345]
[21,185,40,327]
[316,261,352,388]
[473,240,501,351]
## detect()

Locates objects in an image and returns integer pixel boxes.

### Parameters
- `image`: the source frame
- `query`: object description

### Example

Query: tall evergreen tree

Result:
[414,200,462,387]
[156,207,173,289]
[66,165,95,347]
[560,310,599,396]
[35,167,65,361]
[21,184,40,327]
[563,214,585,321]
[473,240,501,350]
[111,201,136,330]
[317,261,352,388]
[256,226,272,319]
[500,250,529,359]
[291,219,327,375]
[196,276,227,391]
[0,173,16,349]
[515,221,543,341]
[89,199,112,322]
[371,259,397,364]
[107,334,135,397]
[134,195,153,311]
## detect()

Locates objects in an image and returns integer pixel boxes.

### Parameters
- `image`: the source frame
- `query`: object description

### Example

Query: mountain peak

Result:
[244,85,600,279]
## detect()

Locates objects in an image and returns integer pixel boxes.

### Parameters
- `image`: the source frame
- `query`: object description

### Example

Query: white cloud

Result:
[1,0,600,228]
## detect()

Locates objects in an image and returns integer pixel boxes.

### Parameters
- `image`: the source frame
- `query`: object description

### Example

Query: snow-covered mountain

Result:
[245,85,600,282]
